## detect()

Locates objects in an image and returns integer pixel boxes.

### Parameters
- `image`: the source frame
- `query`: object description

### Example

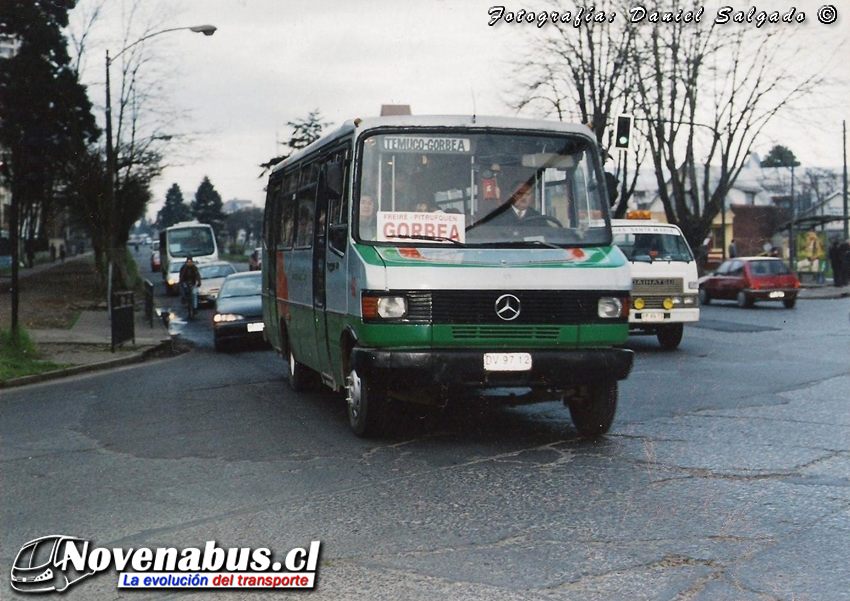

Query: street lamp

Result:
[104,24,215,300]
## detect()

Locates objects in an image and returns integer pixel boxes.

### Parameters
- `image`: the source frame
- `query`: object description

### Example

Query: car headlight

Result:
[167,275,179,286]
[214,313,244,323]
[598,296,627,319]
[362,295,408,320]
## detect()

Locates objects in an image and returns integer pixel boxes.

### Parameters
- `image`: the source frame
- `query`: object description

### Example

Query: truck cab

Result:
[612,214,700,350]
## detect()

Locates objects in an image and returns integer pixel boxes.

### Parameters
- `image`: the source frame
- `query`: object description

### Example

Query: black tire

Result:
[783,297,796,309]
[287,343,312,392]
[657,323,684,350]
[346,366,387,438]
[568,381,618,436]
[698,288,711,305]
[737,290,753,308]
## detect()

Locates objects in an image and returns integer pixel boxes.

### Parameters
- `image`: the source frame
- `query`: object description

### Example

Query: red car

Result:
[698,257,801,309]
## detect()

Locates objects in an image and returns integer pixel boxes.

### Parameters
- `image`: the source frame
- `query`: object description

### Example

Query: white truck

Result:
[612,218,700,350]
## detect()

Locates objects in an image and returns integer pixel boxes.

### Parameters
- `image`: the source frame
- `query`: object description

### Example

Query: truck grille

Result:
[631,278,683,296]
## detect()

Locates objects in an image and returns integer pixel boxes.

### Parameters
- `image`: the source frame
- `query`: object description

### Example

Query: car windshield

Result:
[219,275,261,298]
[200,264,236,279]
[356,130,610,248]
[614,232,694,262]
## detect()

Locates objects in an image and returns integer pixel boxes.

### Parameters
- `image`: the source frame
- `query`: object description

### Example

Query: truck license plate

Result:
[484,352,532,372]
[641,311,664,322]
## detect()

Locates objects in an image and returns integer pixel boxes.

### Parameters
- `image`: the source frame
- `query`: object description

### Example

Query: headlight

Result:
[167,275,179,286]
[214,313,244,323]
[688,281,699,290]
[633,297,645,310]
[362,295,408,320]
[598,297,626,319]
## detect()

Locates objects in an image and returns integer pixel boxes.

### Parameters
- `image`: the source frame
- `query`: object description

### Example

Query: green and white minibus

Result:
[261,115,633,437]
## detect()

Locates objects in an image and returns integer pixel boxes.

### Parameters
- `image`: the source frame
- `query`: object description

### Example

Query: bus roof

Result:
[611,219,684,233]
[271,115,598,176]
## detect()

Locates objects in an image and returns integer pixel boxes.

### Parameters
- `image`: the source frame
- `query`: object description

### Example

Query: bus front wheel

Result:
[346,368,387,437]
[568,381,618,436]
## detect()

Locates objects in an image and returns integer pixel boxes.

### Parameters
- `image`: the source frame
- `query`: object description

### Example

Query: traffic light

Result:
[613,115,633,151]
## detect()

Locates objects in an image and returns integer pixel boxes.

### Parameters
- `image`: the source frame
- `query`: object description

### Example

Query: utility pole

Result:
[841,120,850,240]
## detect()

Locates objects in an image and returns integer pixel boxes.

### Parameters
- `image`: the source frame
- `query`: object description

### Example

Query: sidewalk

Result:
[1,255,177,388]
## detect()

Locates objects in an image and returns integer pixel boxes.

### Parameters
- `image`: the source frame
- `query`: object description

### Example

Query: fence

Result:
[110,291,135,352]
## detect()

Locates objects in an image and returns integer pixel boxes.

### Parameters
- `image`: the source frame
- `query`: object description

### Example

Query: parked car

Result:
[197,261,237,306]
[213,271,265,351]
[698,257,801,309]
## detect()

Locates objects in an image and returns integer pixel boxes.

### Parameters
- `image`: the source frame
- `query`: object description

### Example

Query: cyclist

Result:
[179,256,202,317]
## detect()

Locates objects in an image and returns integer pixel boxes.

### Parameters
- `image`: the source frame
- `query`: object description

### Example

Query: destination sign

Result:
[381,136,472,154]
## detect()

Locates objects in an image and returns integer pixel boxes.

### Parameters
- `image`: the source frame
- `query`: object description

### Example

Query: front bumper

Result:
[214,320,265,342]
[350,347,634,392]
[745,288,798,301]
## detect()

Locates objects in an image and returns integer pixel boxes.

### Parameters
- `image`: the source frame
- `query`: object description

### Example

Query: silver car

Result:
[197,261,237,306]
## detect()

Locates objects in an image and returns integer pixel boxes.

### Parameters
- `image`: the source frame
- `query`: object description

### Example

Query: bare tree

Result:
[508,0,645,215]
[631,0,828,250]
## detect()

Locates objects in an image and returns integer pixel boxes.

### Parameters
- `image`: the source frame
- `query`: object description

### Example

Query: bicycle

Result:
[182,282,198,321]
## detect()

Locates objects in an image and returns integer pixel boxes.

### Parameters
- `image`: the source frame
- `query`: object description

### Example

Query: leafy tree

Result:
[224,207,264,248]
[259,109,330,175]
[191,177,226,238]
[0,0,100,329]
[157,183,192,228]
[761,145,800,169]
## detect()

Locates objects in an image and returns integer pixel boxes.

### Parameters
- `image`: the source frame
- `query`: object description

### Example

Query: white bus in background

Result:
[159,221,219,295]
[612,213,700,350]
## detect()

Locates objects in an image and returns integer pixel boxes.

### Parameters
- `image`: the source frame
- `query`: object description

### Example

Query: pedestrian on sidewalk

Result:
[59,244,66,262]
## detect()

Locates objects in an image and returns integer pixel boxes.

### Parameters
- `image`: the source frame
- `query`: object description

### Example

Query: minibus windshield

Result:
[614,232,695,263]
[357,131,610,247]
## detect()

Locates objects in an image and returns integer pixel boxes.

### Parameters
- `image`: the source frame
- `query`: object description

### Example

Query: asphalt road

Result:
[2,251,848,600]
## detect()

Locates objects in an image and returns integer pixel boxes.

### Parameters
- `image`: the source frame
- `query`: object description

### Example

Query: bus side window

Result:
[325,148,349,255]
[265,180,282,251]
[280,170,299,250]
[294,163,320,248]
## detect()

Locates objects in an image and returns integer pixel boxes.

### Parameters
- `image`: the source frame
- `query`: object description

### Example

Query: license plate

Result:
[768,291,785,298]
[641,311,664,322]
[484,352,532,372]
[247,322,265,332]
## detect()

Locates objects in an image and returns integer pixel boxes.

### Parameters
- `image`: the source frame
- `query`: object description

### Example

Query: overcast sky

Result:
[69,0,849,220]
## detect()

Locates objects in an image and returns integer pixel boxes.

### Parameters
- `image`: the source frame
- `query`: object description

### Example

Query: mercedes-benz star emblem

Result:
[495,294,521,321]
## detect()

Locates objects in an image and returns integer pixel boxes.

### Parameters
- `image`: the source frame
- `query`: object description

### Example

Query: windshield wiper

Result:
[386,235,465,247]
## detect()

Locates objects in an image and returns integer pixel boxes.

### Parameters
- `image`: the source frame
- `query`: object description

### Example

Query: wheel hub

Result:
[346,370,362,419]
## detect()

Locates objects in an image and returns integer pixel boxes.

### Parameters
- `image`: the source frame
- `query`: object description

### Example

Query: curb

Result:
[0,339,180,390]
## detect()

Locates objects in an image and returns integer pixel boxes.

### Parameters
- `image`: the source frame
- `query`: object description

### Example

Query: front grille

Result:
[632,278,684,296]
[432,290,602,324]
[370,290,624,325]
[451,325,561,340]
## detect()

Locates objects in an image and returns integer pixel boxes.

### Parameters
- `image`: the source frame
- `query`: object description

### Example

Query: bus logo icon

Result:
[495,294,521,321]
[10,535,94,593]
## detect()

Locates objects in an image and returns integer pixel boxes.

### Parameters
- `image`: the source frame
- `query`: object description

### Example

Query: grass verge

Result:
[0,327,63,384]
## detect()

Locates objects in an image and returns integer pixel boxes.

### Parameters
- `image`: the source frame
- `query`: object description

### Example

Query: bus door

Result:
[312,148,349,382]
